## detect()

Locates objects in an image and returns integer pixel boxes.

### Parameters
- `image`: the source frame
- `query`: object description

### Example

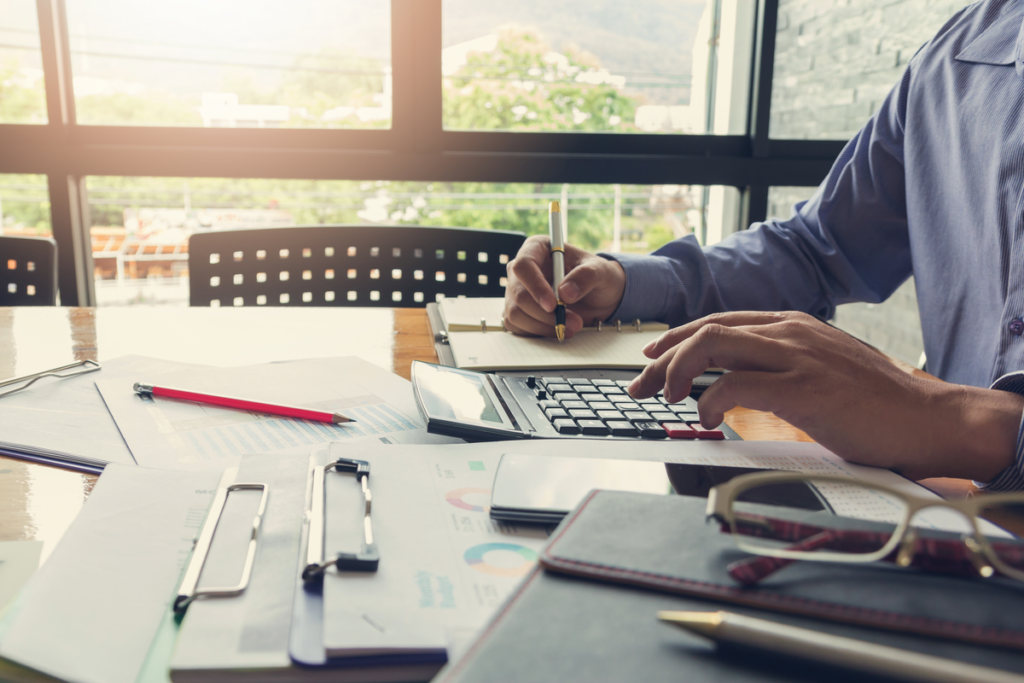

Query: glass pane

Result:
[770,0,974,140]
[0,0,47,123]
[86,177,716,305]
[0,174,51,236]
[442,0,754,134]
[65,0,390,128]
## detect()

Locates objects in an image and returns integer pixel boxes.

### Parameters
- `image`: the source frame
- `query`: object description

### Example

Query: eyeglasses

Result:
[705,470,1024,586]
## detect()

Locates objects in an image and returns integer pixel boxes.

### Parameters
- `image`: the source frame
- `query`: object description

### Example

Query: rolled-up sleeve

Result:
[976,372,1024,491]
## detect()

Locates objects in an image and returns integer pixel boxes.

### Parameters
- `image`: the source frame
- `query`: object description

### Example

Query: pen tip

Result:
[656,611,722,639]
[555,325,565,343]
[550,200,560,213]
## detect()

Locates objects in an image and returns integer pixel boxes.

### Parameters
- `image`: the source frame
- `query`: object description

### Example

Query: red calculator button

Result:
[692,425,725,440]
[663,422,697,439]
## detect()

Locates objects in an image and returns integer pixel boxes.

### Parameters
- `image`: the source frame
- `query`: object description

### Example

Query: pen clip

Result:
[303,458,379,581]
[174,482,269,613]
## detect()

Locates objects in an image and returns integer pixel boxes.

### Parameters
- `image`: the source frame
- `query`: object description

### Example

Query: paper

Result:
[319,443,550,660]
[0,355,206,471]
[0,542,42,615]
[448,327,671,371]
[438,297,507,332]
[171,452,310,680]
[97,356,456,471]
[0,465,225,683]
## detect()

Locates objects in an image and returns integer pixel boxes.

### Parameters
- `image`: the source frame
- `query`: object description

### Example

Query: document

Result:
[438,297,508,332]
[0,355,205,471]
[0,541,42,615]
[0,465,225,683]
[97,356,455,471]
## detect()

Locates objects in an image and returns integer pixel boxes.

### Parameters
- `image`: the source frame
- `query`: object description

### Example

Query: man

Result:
[503,0,1024,489]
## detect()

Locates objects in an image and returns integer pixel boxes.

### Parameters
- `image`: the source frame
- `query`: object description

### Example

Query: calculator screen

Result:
[414,363,508,427]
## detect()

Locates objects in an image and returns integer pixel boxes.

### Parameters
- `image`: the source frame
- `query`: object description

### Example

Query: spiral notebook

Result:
[437,297,669,371]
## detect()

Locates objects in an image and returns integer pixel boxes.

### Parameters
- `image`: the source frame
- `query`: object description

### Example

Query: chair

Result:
[188,225,527,307]
[0,235,59,306]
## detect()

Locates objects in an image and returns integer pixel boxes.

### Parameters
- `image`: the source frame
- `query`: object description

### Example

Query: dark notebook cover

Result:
[442,490,1024,683]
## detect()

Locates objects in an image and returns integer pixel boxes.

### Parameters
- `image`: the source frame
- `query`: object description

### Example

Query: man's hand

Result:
[628,311,1024,482]
[504,235,626,339]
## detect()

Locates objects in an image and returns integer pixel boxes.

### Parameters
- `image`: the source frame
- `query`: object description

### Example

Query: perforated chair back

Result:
[188,225,526,307]
[0,235,58,306]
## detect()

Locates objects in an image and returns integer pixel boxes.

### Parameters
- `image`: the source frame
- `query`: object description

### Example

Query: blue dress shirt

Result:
[603,0,1024,490]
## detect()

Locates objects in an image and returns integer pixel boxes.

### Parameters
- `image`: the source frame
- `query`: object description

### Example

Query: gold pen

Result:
[549,200,566,342]
[658,611,1024,683]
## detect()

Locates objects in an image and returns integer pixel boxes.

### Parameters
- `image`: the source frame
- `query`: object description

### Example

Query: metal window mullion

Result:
[741,0,780,227]
[391,0,442,153]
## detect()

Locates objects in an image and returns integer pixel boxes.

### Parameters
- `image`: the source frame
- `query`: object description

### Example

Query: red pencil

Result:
[132,382,356,424]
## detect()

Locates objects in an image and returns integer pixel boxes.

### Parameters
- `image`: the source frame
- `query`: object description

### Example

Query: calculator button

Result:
[539,400,561,410]
[578,419,609,435]
[561,400,588,410]
[592,379,615,386]
[636,397,660,405]
[546,384,572,395]
[568,409,598,420]
[575,385,602,394]
[635,421,667,438]
[681,397,700,411]
[608,395,636,404]
[663,422,697,439]
[606,421,638,437]
[599,386,625,395]
[692,425,725,440]
[541,377,565,386]
[567,378,592,386]
[615,380,632,387]
[596,410,625,420]
[544,408,569,420]
[552,393,581,402]
[553,419,580,435]
[649,411,676,423]
[623,411,653,423]
[588,401,615,411]
[668,404,695,414]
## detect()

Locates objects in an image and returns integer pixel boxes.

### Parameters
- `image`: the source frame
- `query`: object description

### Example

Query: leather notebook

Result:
[442,491,1024,683]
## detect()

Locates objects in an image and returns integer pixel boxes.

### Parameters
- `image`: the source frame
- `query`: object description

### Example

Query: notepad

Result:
[438,297,508,332]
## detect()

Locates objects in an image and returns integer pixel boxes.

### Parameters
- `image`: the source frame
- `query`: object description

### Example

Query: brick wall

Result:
[768,0,971,365]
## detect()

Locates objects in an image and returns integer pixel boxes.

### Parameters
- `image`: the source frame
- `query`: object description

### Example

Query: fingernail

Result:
[664,386,674,403]
[541,295,555,312]
[642,340,656,354]
[627,378,640,396]
[559,281,580,303]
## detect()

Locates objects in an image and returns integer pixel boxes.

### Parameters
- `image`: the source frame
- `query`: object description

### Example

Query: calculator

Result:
[410,361,740,443]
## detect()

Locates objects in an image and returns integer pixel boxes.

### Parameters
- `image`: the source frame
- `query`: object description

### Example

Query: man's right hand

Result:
[504,235,626,339]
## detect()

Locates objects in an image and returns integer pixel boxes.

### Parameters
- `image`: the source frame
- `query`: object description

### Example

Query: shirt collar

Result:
[953,1,1024,77]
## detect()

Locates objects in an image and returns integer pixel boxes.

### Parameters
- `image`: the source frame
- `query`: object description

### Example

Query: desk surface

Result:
[0,306,973,562]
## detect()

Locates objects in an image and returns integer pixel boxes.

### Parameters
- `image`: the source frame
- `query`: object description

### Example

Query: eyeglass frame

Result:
[705,470,1024,582]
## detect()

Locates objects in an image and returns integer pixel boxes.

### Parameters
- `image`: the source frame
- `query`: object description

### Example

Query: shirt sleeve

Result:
[599,55,917,327]
[975,372,1024,492]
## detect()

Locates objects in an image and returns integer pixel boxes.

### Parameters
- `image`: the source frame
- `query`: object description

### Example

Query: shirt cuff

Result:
[597,252,682,323]
[975,371,1024,491]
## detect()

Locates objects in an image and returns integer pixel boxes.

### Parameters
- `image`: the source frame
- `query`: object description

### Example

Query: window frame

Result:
[0,0,843,305]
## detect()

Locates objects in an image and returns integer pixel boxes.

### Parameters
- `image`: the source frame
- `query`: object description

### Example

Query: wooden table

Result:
[0,306,973,564]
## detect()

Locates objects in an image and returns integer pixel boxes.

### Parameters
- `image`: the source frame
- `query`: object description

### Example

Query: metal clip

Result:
[303,458,379,581]
[634,319,642,332]
[615,319,622,332]
[174,482,269,612]
[0,359,101,399]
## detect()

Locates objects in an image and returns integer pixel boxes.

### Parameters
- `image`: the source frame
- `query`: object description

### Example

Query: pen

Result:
[549,200,566,343]
[657,611,1023,683]
[133,383,356,424]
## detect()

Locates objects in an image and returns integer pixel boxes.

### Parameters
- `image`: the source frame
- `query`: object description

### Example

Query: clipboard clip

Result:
[0,359,100,399]
[174,482,269,613]
[302,458,379,581]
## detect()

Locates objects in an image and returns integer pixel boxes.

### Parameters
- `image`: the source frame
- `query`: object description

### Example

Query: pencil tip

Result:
[333,414,357,424]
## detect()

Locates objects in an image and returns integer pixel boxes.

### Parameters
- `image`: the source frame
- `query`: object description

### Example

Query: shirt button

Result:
[1010,318,1024,336]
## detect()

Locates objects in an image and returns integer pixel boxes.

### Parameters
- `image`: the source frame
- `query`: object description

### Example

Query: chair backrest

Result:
[188,225,526,307]
[0,235,58,306]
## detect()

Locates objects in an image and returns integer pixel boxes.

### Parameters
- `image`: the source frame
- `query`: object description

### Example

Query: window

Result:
[65,0,391,128]
[442,0,754,134]
[0,0,47,123]
[0,174,51,235]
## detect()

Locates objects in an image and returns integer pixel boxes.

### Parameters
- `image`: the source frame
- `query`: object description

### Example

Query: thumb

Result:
[558,261,603,304]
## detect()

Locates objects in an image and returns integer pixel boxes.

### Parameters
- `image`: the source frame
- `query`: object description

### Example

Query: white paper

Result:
[0,542,42,615]
[97,356,457,471]
[0,355,206,469]
[0,465,224,683]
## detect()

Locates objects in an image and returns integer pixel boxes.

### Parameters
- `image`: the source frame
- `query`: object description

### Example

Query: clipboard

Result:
[288,448,449,679]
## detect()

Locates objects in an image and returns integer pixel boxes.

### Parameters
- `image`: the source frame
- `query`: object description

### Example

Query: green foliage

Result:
[0,59,47,124]
[75,92,201,126]
[0,174,51,234]
[443,29,638,132]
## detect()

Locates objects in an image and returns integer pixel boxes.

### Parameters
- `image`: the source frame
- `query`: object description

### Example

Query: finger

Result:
[629,325,793,400]
[697,370,787,427]
[642,311,795,359]
[557,259,604,305]
[505,293,558,337]
[508,239,556,313]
